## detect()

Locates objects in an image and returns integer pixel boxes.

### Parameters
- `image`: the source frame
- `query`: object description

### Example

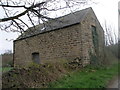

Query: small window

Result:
[32,52,40,64]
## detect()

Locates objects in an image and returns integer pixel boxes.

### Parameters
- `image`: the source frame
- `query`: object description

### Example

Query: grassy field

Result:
[0,67,13,73]
[48,63,118,88]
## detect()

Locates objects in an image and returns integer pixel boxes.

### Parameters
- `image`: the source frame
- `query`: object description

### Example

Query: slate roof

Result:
[17,7,92,40]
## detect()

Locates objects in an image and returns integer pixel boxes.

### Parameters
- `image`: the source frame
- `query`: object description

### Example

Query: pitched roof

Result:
[17,7,92,40]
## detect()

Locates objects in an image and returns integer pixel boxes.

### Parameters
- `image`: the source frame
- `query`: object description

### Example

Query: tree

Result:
[2,50,13,67]
[3,50,12,55]
[0,0,93,34]
[103,21,119,61]
[103,21,118,46]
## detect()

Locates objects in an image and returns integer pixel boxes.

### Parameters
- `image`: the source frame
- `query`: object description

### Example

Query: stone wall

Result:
[14,24,84,67]
[14,9,104,67]
[80,9,104,66]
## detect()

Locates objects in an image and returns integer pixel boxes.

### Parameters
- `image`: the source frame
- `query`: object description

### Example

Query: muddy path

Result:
[107,75,120,88]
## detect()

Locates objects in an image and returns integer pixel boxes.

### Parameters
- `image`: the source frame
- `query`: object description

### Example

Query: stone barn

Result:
[13,7,104,67]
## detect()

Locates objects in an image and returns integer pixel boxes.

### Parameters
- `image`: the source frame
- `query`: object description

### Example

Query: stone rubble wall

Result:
[14,10,104,67]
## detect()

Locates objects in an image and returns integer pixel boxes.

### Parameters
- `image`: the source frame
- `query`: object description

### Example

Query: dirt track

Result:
[107,76,120,88]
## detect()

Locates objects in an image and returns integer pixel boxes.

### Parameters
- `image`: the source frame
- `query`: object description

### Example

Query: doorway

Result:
[91,25,98,53]
[32,52,40,64]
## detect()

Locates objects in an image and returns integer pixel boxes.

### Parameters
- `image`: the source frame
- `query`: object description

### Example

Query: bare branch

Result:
[0,10,28,22]
[0,4,26,8]
[0,0,93,33]
[0,2,46,22]
[103,21,118,45]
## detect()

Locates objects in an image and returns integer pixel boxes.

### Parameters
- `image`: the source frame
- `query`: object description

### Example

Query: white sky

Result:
[0,0,119,54]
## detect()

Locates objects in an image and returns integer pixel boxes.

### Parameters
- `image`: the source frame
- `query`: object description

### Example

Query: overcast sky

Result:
[0,0,119,54]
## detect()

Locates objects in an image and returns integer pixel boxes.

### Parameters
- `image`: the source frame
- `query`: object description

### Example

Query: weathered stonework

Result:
[14,7,104,67]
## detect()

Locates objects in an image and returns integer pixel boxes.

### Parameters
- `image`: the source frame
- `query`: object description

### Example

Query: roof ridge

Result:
[51,7,92,20]
[79,7,92,22]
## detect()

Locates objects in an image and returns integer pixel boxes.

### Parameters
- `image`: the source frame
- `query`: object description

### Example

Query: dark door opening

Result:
[32,52,40,64]
[91,25,99,53]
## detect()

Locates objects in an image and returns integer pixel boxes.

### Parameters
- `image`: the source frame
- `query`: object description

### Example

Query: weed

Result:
[1,67,13,73]
[48,63,118,88]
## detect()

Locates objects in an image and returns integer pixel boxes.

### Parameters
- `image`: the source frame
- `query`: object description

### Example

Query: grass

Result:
[48,63,118,88]
[0,67,13,73]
